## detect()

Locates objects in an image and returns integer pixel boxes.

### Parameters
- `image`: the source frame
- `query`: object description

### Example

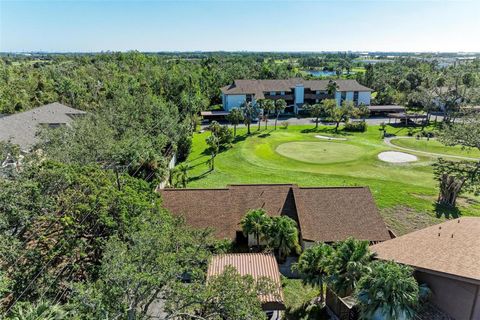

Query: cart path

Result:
[384,136,479,161]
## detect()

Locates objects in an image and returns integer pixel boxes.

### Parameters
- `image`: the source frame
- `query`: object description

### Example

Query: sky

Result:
[1,0,479,53]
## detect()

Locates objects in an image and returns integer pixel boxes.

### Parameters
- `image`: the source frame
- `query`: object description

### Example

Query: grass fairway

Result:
[390,137,480,159]
[186,125,480,235]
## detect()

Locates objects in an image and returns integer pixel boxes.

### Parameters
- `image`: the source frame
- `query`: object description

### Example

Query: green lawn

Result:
[390,137,480,159]
[185,124,480,235]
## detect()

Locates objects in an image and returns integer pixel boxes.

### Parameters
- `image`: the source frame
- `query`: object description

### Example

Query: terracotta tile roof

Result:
[293,186,391,242]
[371,218,480,283]
[207,253,285,309]
[220,79,372,96]
[159,184,390,243]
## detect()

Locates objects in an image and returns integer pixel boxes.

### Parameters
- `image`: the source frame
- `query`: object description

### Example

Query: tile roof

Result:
[370,218,480,283]
[159,184,390,243]
[220,79,372,96]
[0,102,86,150]
[207,253,285,309]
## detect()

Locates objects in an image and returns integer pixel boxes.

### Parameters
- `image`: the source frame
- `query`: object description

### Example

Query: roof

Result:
[0,102,86,150]
[294,187,391,242]
[160,184,390,243]
[368,105,406,112]
[220,79,372,96]
[207,253,285,309]
[370,218,480,283]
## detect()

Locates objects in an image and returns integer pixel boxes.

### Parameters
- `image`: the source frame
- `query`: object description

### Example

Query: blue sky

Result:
[1,0,479,52]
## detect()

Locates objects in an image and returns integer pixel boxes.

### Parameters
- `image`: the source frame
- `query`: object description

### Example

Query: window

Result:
[246,94,252,103]
[341,92,347,101]
[280,91,285,95]
[316,90,320,94]
[270,91,276,96]
[353,91,359,105]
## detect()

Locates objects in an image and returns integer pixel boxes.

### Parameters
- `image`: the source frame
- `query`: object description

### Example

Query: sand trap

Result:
[378,151,418,163]
[315,135,347,141]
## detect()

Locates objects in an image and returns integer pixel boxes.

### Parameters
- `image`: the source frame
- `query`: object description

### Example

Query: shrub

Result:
[281,121,289,129]
[344,121,367,132]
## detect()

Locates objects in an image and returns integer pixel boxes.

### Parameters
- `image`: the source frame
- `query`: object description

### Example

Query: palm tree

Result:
[10,300,68,320]
[262,99,275,130]
[174,163,189,188]
[226,108,244,137]
[356,261,425,320]
[294,243,333,303]
[274,99,287,130]
[328,237,374,297]
[208,120,221,136]
[240,209,270,249]
[241,102,259,135]
[206,134,219,171]
[266,216,301,262]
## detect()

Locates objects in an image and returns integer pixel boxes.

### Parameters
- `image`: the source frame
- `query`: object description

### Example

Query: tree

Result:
[434,114,480,207]
[356,261,422,320]
[206,134,219,171]
[328,237,373,297]
[67,210,213,320]
[294,243,333,304]
[322,99,359,133]
[226,108,244,137]
[304,103,323,129]
[262,99,275,130]
[208,120,222,137]
[173,163,189,188]
[265,216,301,262]
[327,80,338,98]
[274,99,287,130]
[240,209,270,249]
[241,102,259,135]
[164,266,277,320]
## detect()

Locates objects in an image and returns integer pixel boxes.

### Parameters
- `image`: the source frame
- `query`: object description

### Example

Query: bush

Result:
[281,121,289,129]
[344,121,367,132]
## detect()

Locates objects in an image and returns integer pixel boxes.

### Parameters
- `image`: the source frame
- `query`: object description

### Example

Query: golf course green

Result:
[185,124,480,235]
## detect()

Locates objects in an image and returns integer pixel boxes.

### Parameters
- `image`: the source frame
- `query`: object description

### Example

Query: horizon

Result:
[1,0,480,53]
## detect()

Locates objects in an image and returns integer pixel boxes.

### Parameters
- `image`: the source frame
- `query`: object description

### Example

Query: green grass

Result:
[185,124,480,234]
[390,138,480,158]
[282,278,327,320]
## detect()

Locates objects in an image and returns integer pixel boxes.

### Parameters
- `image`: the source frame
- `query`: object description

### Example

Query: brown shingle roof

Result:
[220,79,372,96]
[293,187,391,242]
[207,253,285,309]
[370,218,480,283]
[160,184,390,243]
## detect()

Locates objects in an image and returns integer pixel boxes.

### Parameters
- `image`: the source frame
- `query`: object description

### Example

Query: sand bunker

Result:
[315,135,347,141]
[378,151,418,163]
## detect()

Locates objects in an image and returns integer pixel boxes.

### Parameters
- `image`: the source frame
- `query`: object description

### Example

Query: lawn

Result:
[185,124,480,235]
[390,137,480,159]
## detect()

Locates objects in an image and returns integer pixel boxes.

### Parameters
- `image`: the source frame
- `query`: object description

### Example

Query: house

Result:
[207,253,285,317]
[220,79,373,114]
[159,184,392,247]
[0,102,86,151]
[370,218,480,320]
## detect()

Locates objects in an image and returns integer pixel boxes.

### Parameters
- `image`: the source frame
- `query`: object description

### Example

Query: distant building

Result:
[0,102,86,150]
[207,253,285,317]
[220,79,372,114]
[371,218,480,320]
[160,184,392,247]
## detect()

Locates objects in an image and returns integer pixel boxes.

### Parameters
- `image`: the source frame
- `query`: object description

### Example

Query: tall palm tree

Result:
[328,237,374,297]
[294,243,333,303]
[266,216,301,261]
[226,108,244,137]
[240,209,270,249]
[174,163,189,188]
[274,99,287,130]
[262,99,275,130]
[241,102,259,135]
[356,261,425,320]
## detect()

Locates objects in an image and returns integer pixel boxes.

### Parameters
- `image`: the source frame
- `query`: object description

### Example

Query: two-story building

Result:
[220,79,373,114]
